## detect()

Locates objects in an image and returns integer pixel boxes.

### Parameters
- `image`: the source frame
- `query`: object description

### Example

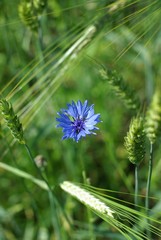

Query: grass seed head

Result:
[124,117,145,165]
[0,98,25,144]
[145,90,161,144]
[60,181,114,218]
[99,68,140,111]
[18,0,47,32]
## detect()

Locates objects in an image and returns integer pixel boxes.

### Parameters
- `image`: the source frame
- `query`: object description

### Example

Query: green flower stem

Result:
[78,151,95,240]
[134,164,139,209]
[24,143,61,240]
[145,142,153,240]
[5,139,40,220]
[0,128,40,220]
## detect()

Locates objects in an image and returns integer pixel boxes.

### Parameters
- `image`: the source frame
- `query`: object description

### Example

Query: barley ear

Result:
[145,90,161,144]
[60,181,114,218]
[99,68,140,111]
[0,99,25,144]
[124,117,145,165]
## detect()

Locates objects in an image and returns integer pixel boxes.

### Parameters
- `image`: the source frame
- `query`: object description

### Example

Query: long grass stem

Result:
[145,142,153,239]
[24,143,61,240]
[3,137,40,221]
[78,148,95,240]
[134,164,139,209]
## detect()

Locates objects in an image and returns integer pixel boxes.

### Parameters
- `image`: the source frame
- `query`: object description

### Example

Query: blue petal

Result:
[76,100,83,116]
[66,102,77,118]
[81,100,89,116]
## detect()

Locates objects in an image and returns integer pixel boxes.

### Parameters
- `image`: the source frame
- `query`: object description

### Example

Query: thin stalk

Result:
[80,157,87,184]
[24,143,61,240]
[145,142,153,240]
[79,154,95,240]
[134,164,139,209]
[3,137,40,221]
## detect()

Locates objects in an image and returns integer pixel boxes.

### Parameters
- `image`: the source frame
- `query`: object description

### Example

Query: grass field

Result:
[0,0,161,239]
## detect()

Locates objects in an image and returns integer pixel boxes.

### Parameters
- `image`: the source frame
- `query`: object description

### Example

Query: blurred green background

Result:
[0,0,161,239]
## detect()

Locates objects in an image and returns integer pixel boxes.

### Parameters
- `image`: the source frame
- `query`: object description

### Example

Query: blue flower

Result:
[56,100,101,142]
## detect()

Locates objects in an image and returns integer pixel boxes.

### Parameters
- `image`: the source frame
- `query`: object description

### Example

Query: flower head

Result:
[56,100,101,142]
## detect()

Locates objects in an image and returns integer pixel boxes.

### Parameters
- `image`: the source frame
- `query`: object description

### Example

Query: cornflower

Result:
[56,100,101,142]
